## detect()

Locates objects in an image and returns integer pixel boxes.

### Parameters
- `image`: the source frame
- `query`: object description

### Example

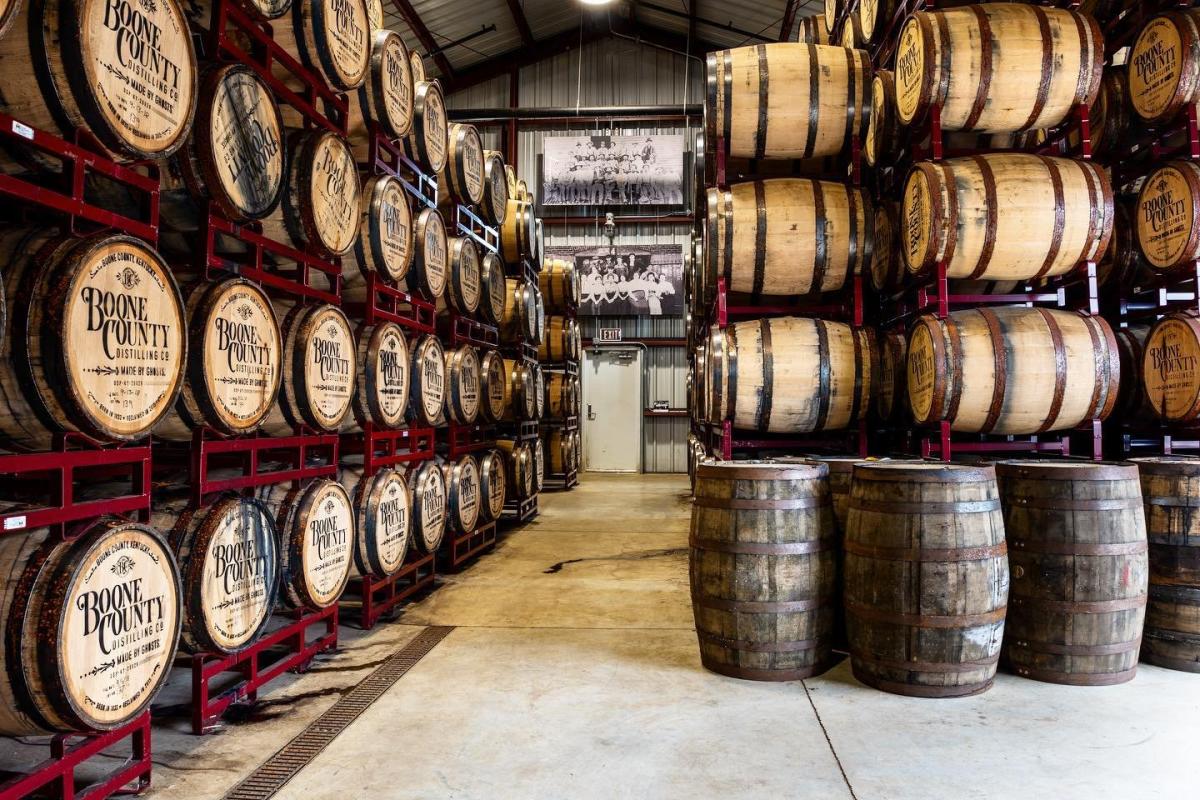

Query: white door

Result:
[582,347,642,472]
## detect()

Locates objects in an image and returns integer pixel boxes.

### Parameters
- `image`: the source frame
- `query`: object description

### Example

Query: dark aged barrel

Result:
[346,175,413,297]
[439,123,485,206]
[907,308,1119,435]
[479,350,506,424]
[707,179,874,296]
[539,259,580,311]
[796,14,831,45]
[689,460,837,681]
[408,333,446,427]
[708,317,875,434]
[445,237,482,315]
[442,456,481,534]
[502,358,536,421]
[996,461,1148,685]
[153,494,278,655]
[1141,312,1200,423]
[478,449,507,523]
[406,207,449,299]
[501,278,538,343]
[479,252,507,327]
[340,465,411,579]
[902,154,1114,280]
[481,150,510,227]
[497,439,535,499]
[408,460,448,555]
[444,344,481,425]
[1136,161,1200,272]
[261,478,354,610]
[706,44,871,161]
[402,80,448,173]
[1071,67,1130,157]
[845,462,1009,698]
[278,0,371,91]
[1128,10,1200,126]
[156,278,282,440]
[0,519,181,734]
[264,130,362,257]
[262,302,356,434]
[348,31,414,154]
[876,330,907,422]
[346,322,409,430]
[1131,457,1200,672]
[0,0,198,163]
[869,202,903,292]
[0,231,186,450]
[175,65,284,222]
[893,5,1103,133]
[865,70,897,169]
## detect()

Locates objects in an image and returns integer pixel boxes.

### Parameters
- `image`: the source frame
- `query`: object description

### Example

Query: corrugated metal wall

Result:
[449,38,700,473]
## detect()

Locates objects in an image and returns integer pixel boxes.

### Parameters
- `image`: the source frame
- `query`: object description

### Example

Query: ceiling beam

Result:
[389,0,456,78]
[505,0,535,46]
[779,0,798,41]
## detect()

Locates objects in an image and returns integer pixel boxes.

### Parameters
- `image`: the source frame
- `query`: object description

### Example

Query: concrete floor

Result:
[142,472,1199,800]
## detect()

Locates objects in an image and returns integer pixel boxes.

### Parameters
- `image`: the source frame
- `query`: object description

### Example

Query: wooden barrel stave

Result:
[401,80,448,174]
[260,478,354,611]
[348,30,414,154]
[479,349,506,424]
[406,207,449,300]
[481,150,510,227]
[438,123,485,206]
[261,302,355,435]
[262,129,362,257]
[444,236,482,316]
[496,439,534,499]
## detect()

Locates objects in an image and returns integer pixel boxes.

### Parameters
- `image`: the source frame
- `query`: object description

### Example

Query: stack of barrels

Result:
[539,259,582,484]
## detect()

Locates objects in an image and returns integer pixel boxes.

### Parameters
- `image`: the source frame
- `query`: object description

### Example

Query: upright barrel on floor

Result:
[689,460,837,681]
[996,462,1148,686]
[845,463,1009,697]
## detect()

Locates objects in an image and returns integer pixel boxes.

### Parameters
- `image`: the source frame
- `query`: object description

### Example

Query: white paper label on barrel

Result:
[417,468,446,551]
[204,284,279,430]
[423,85,447,169]
[66,240,184,437]
[373,472,410,573]
[319,0,371,89]
[201,501,276,651]
[61,527,178,727]
[300,483,354,606]
[379,34,414,138]
[416,338,445,422]
[378,178,412,281]
[311,134,361,256]
[211,70,283,219]
[373,324,409,425]
[304,309,356,428]
[83,0,196,154]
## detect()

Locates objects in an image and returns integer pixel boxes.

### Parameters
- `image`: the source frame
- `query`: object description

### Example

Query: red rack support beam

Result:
[345,552,436,630]
[340,425,436,476]
[439,520,499,572]
[185,430,339,506]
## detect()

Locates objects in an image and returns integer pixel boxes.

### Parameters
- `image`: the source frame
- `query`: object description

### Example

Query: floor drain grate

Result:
[222,625,455,800]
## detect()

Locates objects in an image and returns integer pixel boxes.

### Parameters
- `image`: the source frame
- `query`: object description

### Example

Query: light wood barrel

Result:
[478,449,507,523]
[481,150,510,227]
[846,463,1008,697]
[346,322,409,430]
[0,231,186,449]
[402,80,448,174]
[439,123,485,206]
[408,459,448,554]
[876,330,907,421]
[442,456,481,534]
[865,70,896,169]
[824,0,839,32]
[444,344,481,425]
[265,129,362,257]
[262,302,356,434]
[1128,10,1200,126]
[706,43,871,160]
[1131,457,1200,672]
[907,308,1119,435]
[501,278,538,343]
[855,0,896,45]
[497,439,535,499]
[544,371,575,419]
[409,50,426,83]
[708,317,875,434]
[868,201,903,291]
[407,333,446,427]
[340,465,411,579]
[502,358,536,421]
[156,278,282,440]
[279,0,371,91]
[479,350,506,424]
[479,251,507,327]
[1142,312,1200,423]
[349,31,414,149]
[0,0,197,163]
[903,154,1114,280]
[996,461,1148,685]
[796,15,830,45]
[894,5,1103,133]
[539,259,580,311]
[501,198,534,263]
[538,316,577,362]
[262,479,353,611]
[347,175,413,296]
[154,494,278,655]
[405,207,449,300]
[1136,161,1200,272]
[690,460,836,681]
[445,237,482,316]
[547,428,576,474]
[0,519,181,735]
[707,179,873,296]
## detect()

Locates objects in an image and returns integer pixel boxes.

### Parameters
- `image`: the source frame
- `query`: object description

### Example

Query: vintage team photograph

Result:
[545,244,685,317]
[541,134,686,206]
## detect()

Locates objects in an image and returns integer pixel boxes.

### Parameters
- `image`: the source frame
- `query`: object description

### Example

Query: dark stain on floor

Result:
[544,547,687,574]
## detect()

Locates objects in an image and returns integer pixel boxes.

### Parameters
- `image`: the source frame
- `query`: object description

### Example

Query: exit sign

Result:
[598,328,623,342]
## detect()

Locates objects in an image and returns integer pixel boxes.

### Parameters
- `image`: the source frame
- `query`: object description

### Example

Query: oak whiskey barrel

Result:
[0,231,186,449]
[1136,161,1200,272]
[346,322,409,430]
[903,154,1114,280]
[876,330,907,422]
[406,207,449,299]
[261,479,353,611]
[894,5,1103,133]
[444,344,481,425]
[478,448,507,523]
[279,0,371,91]
[869,202,903,291]
[1142,312,1200,423]
[707,179,874,296]
[401,80,448,174]
[706,43,871,161]
[0,0,198,163]
[442,455,481,534]
[690,460,836,680]
[0,519,181,734]
[408,459,447,554]
[501,278,537,343]
[854,0,896,45]
[796,14,831,45]
[479,251,507,327]
[804,456,864,535]
[346,175,413,298]
[156,278,282,440]
[531,363,545,421]
[340,465,411,579]
[907,308,1119,435]
[530,285,546,347]
[708,317,875,433]
[438,123,485,206]
[481,150,510,227]
[153,494,278,655]
[539,316,577,362]
[539,259,579,311]
[264,129,362,257]
[532,437,545,493]
[547,428,575,474]
[845,462,1008,697]
[544,371,574,419]
[479,350,506,424]
[497,439,534,499]
[408,333,446,427]
[1131,457,1200,672]
[348,30,414,154]
[261,302,356,434]
[502,358,535,421]
[444,236,482,315]
[1128,10,1200,126]
[995,461,1147,685]
[409,49,425,83]
[865,70,897,169]
[500,198,533,263]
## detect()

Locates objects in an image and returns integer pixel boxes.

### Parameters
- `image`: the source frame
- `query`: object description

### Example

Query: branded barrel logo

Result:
[374,474,410,572]
[419,469,446,549]
[903,173,932,269]
[463,131,484,202]
[213,70,283,218]
[460,242,481,311]
[207,287,279,428]
[377,179,412,281]
[419,340,445,420]
[906,324,937,421]
[303,483,353,604]
[324,0,369,87]
[1144,319,1200,420]
[381,36,413,138]
[1130,19,1183,119]
[375,326,409,423]
[313,136,360,255]
[1139,168,1194,269]
[894,20,925,123]
[424,87,447,167]
[203,502,275,649]
[304,309,355,428]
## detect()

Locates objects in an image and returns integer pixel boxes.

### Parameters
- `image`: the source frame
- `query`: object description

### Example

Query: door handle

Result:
[587,404,595,421]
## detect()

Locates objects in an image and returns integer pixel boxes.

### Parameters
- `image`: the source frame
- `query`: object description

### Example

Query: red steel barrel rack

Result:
[0,713,152,800]
[439,518,498,573]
